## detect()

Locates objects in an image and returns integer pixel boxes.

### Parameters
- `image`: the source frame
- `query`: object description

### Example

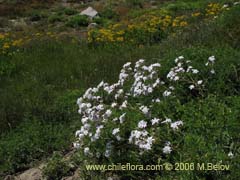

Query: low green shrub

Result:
[64,8,78,16]
[66,15,89,27]
[48,14,64,23]
[0,119,73,175]
[126,0,144,8]
[28,10,49,22]
[100,8,119,20]
[73,56,240,179]
[43,152,72,180]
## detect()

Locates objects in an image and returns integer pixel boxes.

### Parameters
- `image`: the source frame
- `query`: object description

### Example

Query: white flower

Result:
[84,147,90,155]
[138,120,147,129]
[197,80,203,85]
[123,62,131,68]
[151,118,160,125]
[103,109,112,119]
[192,69,199,74]
[81,117,89,124]
[162,118,172,124]
[175,58,179,63]
[152,98,160,103]
[84,123,90,130]
[210,69,215,74]
[96,104,104,111]
[147,87,153,93]
[140,106,149,115]
[189,85,195,90]
[179,56,184,60]
[228,151,234,158]
[173,76,180,81]
[77,97,83,105]
[97,81,105,88]
[169,86,175,90]
[73,142,80,149]
[120,100,128,109]
[170,120,183,130]
[208,56,215,63]
[113,117,118,122]
[163,142,172,154]
[75,130,81,137]
[112,128,120,135]
[111,102,117,108]
[222,4,228,8]
[177,63,183,68]
[175,56,184,63]
[119,113,126,124]
[163,90,171,97]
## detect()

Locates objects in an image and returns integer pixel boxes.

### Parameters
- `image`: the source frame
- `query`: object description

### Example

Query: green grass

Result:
[0,119,74,175]
[0,1,240,179]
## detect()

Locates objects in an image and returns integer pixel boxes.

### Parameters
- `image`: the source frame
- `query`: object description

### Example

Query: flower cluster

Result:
[88,13,188,44]
[166,56,206,92]
[74,55,216,159]
[0,31,60,55]
[88,2,240,45]
[205,3,223,16]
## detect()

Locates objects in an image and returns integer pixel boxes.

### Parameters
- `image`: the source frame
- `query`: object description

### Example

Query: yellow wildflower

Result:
[116,37,124,42]
[192,12,201,17]
[172,20,178,27]
[35,32,41,36]
[12,39,23,46]
[3,42,10,49]
[0,33,5,40]
[179,21,188,27]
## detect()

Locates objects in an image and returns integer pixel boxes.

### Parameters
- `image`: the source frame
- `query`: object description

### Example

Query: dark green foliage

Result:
[43,152,72,180]
[216,5,240,48]
[126,0,144,8]
[100,8,119,20]
[64,8,78,16]
[0,119,74,176]
[48,14,64,23]
[28,10,49,22]
[66,15,89,27]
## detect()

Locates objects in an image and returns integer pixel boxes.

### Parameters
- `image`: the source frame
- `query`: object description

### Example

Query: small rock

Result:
[16,168,43,180]
[88,22,98,29]
[80,7,98,18]
[4,175,15,180]
[9,18,27,31]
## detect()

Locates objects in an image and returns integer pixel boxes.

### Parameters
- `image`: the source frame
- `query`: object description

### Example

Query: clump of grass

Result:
[100,7,119,20]
[72,50,240,179]
[43,152,72,180]
[48,14,64,23]
[0,119,74,175]
[66,15,89,27]
[64,8,78,16]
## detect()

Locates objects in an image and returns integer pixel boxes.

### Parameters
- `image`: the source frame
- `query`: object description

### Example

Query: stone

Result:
[4,175,15,180]
[9,18,27,31]
[15,168,43,180]
[80,7,98,18]
[88,22,98,29]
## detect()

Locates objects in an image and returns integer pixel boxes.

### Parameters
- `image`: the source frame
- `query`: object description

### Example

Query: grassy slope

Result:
[0,0,240,179]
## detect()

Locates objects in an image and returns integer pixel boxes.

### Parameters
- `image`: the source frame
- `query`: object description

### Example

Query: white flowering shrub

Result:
[74,55,216,175]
